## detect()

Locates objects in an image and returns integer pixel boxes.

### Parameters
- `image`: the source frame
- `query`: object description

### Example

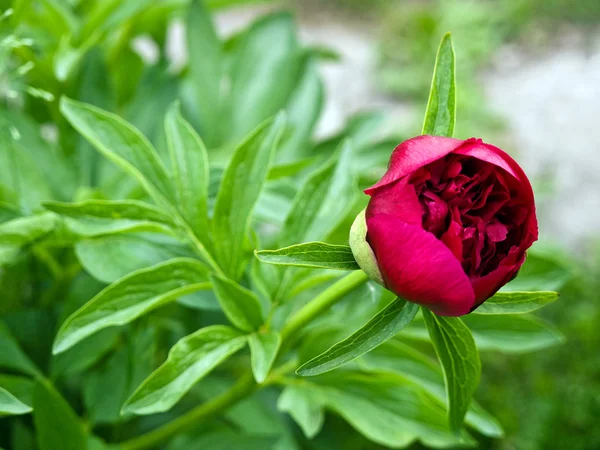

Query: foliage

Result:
[0,1,566,449]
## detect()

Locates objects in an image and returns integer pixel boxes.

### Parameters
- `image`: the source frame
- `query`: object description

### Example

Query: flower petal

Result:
[366,179,423,226]
[367,213,475,316]
[365,135,464,195]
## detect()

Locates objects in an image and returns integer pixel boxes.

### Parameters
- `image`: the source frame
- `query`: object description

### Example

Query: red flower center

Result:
[408,154,529,278]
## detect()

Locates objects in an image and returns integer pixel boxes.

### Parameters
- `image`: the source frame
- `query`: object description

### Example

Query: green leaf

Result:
[187,0,222,146]
[462,314,566,354]
[359,341,504,438]
[0,322,40,377]
[52,329,121,377]
[422,33,456,137]
[165,103,210,241]
[293,373,474,448]
[122,325,247,415]
[212,114,285,279]
[0,375,35,407]
[248,331,281,383]
[60,97,173,206]
[75,233,196,283]
[473,291,559,315]
[168,430,277,450]
[277,57,324,161]
[33,380,86,450]
[279,140,355,246]
[44,200,176,237]
[256,242,359,270]
[0,386,32,415]
[297,299,419,376]
[209,274,264,332]
[228,13,301,138]
[53,258,210,354]
[277,386,324,439]
[0,212,57,245]
[422,309,481,434]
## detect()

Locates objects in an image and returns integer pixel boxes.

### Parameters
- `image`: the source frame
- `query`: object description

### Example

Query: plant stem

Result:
[118,270,369,450]
[119,373,256,450]
[280,270,369,342]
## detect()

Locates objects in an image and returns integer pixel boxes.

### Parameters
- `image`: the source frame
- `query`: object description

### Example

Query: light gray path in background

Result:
[163,7,600,250]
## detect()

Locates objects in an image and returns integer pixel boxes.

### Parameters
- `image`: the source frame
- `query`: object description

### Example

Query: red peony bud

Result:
[350,135,538,316]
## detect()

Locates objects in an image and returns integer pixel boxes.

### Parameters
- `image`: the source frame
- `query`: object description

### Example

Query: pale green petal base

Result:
[349,209,384,286]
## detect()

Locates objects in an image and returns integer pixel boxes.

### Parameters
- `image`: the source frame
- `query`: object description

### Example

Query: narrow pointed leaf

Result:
[164,103,210,239]
[256,242,359,270]
[209,274,264,332]
[279,140,355,246]
[473,291,559,315]
[187,0,222,146]
[248,331,281,383]
[33,380,86,450]
[60,97,173,206]
[422,309,481,434]
[122,325,246,415]
[44,199,176,237]
[422,33,456,137]
[212,114,285,279]
[53,258,210,354]
[297,299,419,376]
[0,386,32,415]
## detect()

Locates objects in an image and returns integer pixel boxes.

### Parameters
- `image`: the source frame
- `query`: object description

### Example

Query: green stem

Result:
[280,270,369,342]
[118,270,369,450]
[119,373,256,450]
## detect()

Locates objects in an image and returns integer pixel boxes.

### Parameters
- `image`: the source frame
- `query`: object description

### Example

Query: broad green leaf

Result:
[248,331,281,383]
[277,386,324,439]
[0,213,56,245]
[279,140,355,246]
[277,57,323,161]
[60,97,173,206]
[0,386,32,415]
[52,329,121,377]
[294,373,473,448]
[360,341,503,438]
[267,156,319,180]
[422,33,456,137]
[422,309,481,433]
[228,13,301,138]
[463,314,565,353]
[256,242,359,270]
[33,380,86,450]
[212,114,285,279]
[53,258,210,354]
[122,325,247,415]
[165,103,210,241]
[84,328,156,424]
[209,274,264,332]
[0,110,76,202]
[168,430,277,450]
[44,200,176,237]
[0,375,35,407]
[505,248,572,292]
[474,291,559,315]
[75,233,196,283]
[297,299,419,376]
[0,322,40,377]
[187,0,222,146]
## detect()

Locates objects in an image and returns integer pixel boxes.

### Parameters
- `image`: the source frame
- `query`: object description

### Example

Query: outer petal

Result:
[471,255,524,305]
[365,178,423,226]
[367,213,475,316]
[365,135,464,195]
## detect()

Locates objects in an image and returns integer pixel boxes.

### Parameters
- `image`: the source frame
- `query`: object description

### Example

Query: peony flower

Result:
[350,135,538,316]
